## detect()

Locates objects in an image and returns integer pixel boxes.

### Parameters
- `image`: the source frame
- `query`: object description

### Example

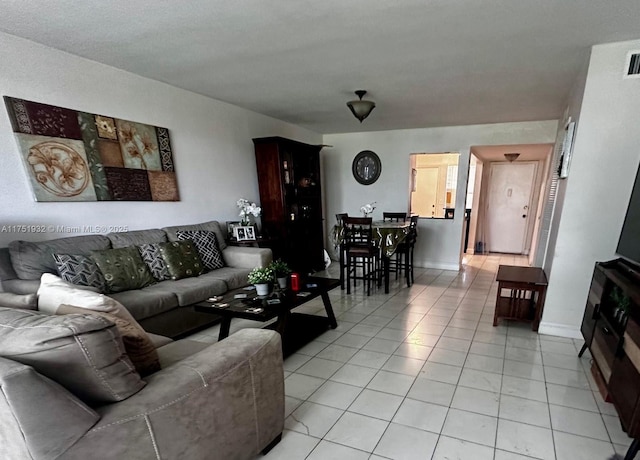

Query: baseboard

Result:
[538,321,582,339]
[415,261,461,271]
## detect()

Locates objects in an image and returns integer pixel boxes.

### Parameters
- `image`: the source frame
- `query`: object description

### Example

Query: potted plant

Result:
[270,259,292,289]
[247,266,273,296]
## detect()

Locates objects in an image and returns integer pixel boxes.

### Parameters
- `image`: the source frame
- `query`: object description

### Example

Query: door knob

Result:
[522,214,527,218]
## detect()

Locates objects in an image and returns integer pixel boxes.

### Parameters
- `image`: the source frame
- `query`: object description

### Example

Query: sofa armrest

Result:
[222,245,272,269]
[60,329,284,460]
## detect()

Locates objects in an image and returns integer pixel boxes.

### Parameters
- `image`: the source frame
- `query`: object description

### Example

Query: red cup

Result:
[290,273,300,291]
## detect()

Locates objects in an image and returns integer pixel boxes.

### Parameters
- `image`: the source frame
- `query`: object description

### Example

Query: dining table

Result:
[333,220,411,294]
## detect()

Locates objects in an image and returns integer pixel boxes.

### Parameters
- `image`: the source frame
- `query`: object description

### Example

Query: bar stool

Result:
[383,212,408,280]
[396,215,419,286]
[335,213,348,289]
[343,217,378,296]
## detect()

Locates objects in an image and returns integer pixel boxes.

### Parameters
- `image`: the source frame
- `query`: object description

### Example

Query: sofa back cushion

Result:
[107,229,168,248]
[90,247,156,293]
[0,307,145,404]
[8,235,111,280]
[163,220,228,251]
[58,305,161,377]
[0,357,100,460]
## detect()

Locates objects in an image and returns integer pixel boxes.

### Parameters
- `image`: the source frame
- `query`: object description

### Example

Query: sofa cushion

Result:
[163,220,228,251]
[159,241,204,280]
[53,253,106,291]
[0,357,100,460]
[138,243,171,281]
[0,292,37,310]
[200,267,252,290]
[90,247,156,293]
[0,279,40,295]
[0,307,145,404]
[37,273,138,324]
[149,277,227,306]
[57,305,161,377]
[107,229,168,248]
[176,230,224,271]
[107,285,179,321]
[8,235,111,280]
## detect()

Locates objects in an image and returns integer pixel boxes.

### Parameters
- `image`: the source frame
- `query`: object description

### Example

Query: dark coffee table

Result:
[194,276,340,356]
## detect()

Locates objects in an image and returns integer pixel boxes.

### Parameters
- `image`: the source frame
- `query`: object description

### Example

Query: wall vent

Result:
[624,51,640,78]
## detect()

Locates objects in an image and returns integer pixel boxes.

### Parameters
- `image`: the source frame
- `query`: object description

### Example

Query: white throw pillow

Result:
[37,273,137,323]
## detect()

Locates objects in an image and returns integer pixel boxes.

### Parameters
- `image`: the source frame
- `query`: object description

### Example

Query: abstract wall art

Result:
[3,96,180,202]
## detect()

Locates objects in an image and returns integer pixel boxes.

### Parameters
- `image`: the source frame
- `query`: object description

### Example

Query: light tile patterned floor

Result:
[190,255,630,460]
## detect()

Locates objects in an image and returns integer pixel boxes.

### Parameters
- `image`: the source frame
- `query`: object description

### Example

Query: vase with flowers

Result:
[360,201,377,218]
[237,198,261,226]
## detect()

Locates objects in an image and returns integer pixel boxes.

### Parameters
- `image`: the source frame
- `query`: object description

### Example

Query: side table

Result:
[493,265,548,331]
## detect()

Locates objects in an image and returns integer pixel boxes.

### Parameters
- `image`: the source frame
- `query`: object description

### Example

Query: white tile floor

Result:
[188,254,631,460]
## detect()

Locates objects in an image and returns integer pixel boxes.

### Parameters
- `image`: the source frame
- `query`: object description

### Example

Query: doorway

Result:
[487,162,537,254]
[464,143,554,260]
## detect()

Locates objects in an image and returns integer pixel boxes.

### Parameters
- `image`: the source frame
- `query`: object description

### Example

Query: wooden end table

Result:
[493,265,548,331]
[194,277,339,356]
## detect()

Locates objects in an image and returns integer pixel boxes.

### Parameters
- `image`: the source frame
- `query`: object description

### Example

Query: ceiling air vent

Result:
[624,51,640,78]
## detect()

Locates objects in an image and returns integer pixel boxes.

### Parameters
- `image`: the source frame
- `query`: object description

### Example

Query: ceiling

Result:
[1,1,639,134]
[471,144,554,163]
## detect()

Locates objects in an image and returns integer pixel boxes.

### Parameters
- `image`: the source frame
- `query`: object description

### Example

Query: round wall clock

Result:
[352,150,382,185]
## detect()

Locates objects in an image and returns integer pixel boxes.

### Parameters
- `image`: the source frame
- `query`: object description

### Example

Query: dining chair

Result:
[383,212,408,222]
[396,215,419,286]
[343,216,378,296]
[335,213,348,289]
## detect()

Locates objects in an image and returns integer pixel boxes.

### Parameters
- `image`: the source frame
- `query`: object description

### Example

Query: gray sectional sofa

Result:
[0,308,284,460]
[0,220,273,337]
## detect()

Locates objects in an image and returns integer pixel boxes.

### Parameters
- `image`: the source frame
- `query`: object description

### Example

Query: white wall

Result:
[541,39,640,338]
[323,121,558,270]
[0,32,321,247]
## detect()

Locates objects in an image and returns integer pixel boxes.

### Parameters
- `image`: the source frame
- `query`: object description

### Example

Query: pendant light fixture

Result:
[347,90,376,122]
[504,153,520,162]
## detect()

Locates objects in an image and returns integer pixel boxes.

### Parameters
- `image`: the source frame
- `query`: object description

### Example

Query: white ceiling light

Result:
[347,90,376,122]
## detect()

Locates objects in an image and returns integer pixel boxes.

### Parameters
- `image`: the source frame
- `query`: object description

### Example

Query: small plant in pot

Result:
[270,259,292,289]
[247,267,273,296]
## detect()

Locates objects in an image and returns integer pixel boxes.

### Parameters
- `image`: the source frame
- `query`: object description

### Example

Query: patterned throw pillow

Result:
[176,230,224,271]
[137,243,171,281]
[53,254,106,291]
[158,241,205,280]
[90,247,156,293]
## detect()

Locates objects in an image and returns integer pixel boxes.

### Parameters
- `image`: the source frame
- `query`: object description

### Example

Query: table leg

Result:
[339,243,345,290]
[218,317,232,341]
[532,286,547,332]
[383,255,390,294]
[624,439,639,460]
[493,282,501,326]
[321,291,338,329]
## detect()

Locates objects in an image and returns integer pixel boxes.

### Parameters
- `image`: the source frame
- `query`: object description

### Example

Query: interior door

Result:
[487,162,537,254]
[413,167,439,217]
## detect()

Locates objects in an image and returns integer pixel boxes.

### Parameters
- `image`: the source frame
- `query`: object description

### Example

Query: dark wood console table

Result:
[493,265,548,331]
[579,259,640,460]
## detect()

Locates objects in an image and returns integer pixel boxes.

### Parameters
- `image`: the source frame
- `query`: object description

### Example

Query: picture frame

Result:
[558,118,576,179]
[227,221,241,240]
[234,225,256,241]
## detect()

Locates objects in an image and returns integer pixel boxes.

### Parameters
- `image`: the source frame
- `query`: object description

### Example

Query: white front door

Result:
[487,162,537,254]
